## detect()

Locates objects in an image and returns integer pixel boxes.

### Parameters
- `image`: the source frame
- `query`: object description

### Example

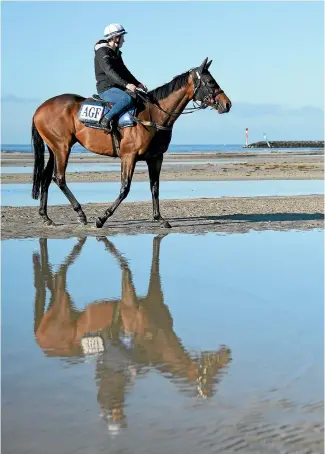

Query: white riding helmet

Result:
[104,23,127,40]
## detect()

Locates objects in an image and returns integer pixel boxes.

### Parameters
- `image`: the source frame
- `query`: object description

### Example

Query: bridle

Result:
[192,70,224,111]
[132,69,224,131]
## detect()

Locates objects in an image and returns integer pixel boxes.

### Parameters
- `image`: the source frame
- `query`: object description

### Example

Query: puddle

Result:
[1,180,323,207]
[0,160,248,174]
[2,231,323,454]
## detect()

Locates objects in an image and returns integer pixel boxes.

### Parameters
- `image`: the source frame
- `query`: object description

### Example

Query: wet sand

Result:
[1,150,323,240]
[1,151,324,183]
[2,195,324,239]
[2,151,324,239]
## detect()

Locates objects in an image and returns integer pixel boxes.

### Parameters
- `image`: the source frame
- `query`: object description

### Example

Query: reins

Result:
[132,70,223,131]
[132,89,204,131]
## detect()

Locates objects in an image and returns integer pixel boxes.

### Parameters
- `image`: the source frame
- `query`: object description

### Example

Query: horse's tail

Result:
[31,120,45,200]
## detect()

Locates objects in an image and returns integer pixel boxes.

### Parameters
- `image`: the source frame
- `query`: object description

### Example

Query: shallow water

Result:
[1,143,324,154]
[1,180,323,207]
[0,160,248,174]
[2,231,324,454]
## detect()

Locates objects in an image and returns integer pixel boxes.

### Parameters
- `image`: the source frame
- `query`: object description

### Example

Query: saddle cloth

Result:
[78,95,135,130]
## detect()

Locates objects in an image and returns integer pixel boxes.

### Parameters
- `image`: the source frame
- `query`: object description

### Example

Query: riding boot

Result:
[100,117,113,133]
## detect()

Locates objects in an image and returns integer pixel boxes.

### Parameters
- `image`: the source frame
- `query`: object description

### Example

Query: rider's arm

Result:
[119,57,141,87]
[95,47,128,88]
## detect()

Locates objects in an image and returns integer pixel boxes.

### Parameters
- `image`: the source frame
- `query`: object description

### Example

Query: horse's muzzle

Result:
[207,95,231,114]
[219,101,232,114]
[216,94,232,114]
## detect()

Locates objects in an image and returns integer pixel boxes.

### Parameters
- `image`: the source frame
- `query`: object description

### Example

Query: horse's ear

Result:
[199,57,209,73]
[206,60,212,70]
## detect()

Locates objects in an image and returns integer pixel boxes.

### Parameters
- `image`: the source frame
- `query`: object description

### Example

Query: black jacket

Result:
[94,40,140,93]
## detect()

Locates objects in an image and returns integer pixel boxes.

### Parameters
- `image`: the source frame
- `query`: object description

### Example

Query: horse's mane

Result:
[149,71,190,101]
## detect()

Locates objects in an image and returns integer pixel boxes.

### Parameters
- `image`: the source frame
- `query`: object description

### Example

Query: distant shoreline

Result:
[245,140,324,149]
[1,141,324,154]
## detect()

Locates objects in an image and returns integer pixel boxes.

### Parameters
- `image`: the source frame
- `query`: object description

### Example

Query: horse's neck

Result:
[153,84,193,127]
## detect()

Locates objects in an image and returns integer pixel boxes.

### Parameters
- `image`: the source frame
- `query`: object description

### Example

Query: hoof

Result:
[78,216,87,226]
[43,218,54,226]
[161,221,172,229]
[96,218,104,228]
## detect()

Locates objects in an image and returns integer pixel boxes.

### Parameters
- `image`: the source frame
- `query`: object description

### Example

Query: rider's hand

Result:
[126,83,137,93]
[138,83,148,92]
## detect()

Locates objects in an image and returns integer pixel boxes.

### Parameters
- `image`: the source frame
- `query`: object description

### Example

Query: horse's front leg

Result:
[147,157,171,228]
[96,155,136,228]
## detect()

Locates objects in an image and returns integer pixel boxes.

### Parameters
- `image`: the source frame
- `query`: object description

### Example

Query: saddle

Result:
[78,94,136,132]
[78,94,139,156]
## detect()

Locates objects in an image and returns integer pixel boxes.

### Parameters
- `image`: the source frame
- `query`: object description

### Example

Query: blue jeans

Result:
[98,87,134,122]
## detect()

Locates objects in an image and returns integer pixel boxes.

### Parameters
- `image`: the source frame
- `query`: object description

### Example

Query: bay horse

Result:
[31,58,231,228]
[33,235,231,421]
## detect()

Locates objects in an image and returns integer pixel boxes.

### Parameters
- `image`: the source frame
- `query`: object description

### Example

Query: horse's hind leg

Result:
[39,148,55,225]
[52,148,87,225]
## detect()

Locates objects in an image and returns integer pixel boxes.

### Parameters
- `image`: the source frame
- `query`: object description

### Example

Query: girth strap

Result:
[130,115,171,131]
[111,131,120,157]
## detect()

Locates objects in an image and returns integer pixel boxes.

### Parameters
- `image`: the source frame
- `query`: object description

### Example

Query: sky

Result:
[1,0,324,145]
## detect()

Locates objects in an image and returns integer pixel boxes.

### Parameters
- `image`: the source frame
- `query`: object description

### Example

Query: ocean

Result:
[1,143,244,154]
[1,143,322,154]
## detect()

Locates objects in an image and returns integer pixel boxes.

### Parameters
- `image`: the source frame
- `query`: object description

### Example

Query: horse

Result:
[31,58,231,229]
[33,235,231,425]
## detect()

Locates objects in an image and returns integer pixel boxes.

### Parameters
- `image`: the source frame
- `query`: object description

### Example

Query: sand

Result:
[1,151,324,183]
[2,195,323,240]
[1,150,324,239]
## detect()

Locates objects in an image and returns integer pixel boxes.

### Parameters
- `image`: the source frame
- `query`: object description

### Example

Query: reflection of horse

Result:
[31,58,231,228]
[33,236,231,429]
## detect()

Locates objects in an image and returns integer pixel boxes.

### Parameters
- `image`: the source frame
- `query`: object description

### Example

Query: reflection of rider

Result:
[94,23,147,132]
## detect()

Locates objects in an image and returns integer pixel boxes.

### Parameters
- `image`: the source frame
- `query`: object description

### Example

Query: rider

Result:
[94,23,147,132]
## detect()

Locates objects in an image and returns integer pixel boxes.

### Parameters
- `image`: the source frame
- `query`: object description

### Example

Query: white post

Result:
[245,128,248,146]
[264,132,271,148]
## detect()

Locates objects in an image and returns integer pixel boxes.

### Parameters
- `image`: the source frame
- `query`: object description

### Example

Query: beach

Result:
[1,195,323,240]
[1,150,323,184]
[2,149,324,454]
[2,150,323,239]
[1,150,324,238]
[2,0,324,451]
